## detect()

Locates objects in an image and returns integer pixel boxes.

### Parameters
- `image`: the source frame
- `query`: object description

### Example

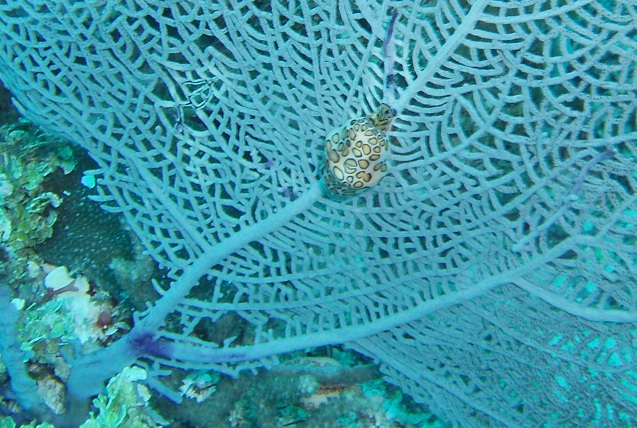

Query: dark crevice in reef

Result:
[0,82,19,125]
[35,144,162,312]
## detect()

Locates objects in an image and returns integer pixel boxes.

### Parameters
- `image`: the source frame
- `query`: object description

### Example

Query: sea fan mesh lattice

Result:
[1,0,637,425]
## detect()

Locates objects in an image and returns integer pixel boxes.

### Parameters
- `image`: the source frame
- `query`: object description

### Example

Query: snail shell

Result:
[321,104,395,197]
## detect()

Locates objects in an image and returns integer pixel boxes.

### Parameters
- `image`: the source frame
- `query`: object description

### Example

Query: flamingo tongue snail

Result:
[321,104,396,197]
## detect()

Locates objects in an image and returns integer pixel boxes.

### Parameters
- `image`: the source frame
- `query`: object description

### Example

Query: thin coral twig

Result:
[383,8,399,105]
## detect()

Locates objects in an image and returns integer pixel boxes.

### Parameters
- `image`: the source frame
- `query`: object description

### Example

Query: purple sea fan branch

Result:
[383,8,399,106]
[513,148,616,252]
[569,149,616,196]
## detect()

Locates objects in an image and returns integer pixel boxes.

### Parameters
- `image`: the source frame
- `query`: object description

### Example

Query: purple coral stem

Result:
[383,9,398,103]
[570,149,616,195]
